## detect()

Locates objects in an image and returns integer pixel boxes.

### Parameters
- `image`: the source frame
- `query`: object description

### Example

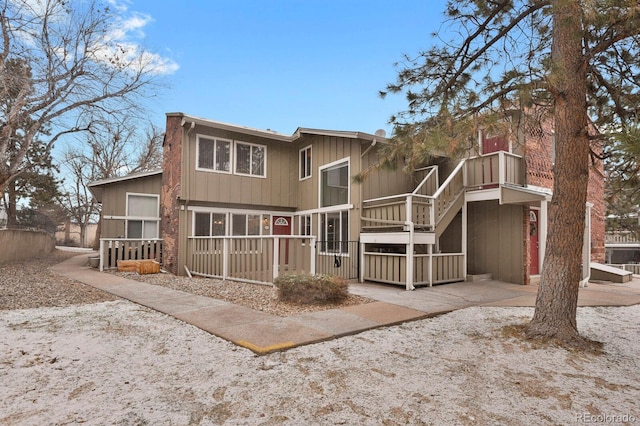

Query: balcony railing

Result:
[98,238,163,271]
[464,151,525,189]
[362,251,465,286]
[606,231,640,244]
[186,236,316,285]
[361,194,433,232]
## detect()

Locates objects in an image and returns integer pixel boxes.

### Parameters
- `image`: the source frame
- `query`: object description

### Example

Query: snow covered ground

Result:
[1,301,638,425]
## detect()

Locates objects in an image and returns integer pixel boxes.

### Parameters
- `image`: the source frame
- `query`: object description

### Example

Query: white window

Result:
[299,146,312,180]
[197,136,231,173]
[235,142,266,177]
[299,214,312,236]
[232,213,262,236]
[126,194,159,239]
[194,212,226,236]
[320,160,349,207]
[320,211,348,253]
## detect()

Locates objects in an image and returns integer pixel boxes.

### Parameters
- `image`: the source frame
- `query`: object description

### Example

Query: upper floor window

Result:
[197,136,231,173]
[320,160,349,207]
[299,146,312,180]
[235,142,266,177]
[126,193,159,239]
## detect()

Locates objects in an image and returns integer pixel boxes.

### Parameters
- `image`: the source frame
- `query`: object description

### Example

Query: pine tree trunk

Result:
[526,0,590,345]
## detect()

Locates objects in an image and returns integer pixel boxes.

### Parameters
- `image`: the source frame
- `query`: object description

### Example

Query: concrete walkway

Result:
[51,253,640,355]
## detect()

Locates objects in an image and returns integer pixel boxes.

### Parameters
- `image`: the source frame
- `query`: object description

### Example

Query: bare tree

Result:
[57,118,163,247]
[0,0,174,194]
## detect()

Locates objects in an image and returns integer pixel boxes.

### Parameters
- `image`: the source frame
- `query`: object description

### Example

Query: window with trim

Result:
[194,212,226,236]
[299,214,312,236]
[126,194,159,239]
[320,211,348,253]
[232,213,262,236]
[320,160,349,207]
[197,136,231,172]
[299,146,312,180]
[235,142,266,177]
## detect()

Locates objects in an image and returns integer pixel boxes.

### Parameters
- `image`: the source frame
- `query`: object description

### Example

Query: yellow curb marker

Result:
[235,340,296,355]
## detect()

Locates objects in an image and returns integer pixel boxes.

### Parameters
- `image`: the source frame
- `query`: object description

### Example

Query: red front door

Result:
[529,209,539,275]
[272,216,292,263]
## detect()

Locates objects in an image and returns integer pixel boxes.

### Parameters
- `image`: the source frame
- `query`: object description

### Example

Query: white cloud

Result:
[102,3,180,75]
[8,0,179,75]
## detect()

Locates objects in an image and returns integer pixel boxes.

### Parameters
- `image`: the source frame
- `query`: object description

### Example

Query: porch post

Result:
[223,237,229,280]
[310,236,316,275]
[462,199,468,280]
[273,237,280,281]
[406,243,414,291]
[359,241,365,283]
[427,243,433,287]
[406,195,415,290]
[498,151,506,185]
[99,239,105,272]
[581,202,593,285]
[539,199,548,273]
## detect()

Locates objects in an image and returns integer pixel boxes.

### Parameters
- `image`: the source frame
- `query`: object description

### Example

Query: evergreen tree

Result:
[381,0,640,345]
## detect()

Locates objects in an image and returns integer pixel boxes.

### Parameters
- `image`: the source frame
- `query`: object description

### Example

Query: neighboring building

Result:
[89,112,605,289]
[605,210,640,266]
[54,221,99,248]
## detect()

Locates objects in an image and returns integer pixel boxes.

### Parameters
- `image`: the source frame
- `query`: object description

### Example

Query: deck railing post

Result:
[428,244,433,287]
[310,236,316,275]
[273,237,280,281]
[99,239,105,271]
[222,238,229,280]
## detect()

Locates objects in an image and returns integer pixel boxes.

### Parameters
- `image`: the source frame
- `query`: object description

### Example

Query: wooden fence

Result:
[362,251,465,286]
[186,236,315,284]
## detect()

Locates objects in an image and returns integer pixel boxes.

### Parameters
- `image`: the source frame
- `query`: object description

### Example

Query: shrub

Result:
[274,274,349,305]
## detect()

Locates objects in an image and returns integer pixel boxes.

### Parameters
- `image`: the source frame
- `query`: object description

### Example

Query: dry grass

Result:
[0,250,117,310]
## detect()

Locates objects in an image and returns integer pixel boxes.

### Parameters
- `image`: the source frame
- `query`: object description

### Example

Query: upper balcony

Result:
[606,231,640,246]
[361,152,528,236]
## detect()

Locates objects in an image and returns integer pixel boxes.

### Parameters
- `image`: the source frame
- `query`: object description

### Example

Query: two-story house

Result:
[89,112,605,290]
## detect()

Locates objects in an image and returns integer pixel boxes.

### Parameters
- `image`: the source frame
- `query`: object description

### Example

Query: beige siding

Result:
[360,148,414,201]
[467,200,524,284]
[184,126,297,208]
[99,174,162,238]
[296,135,364,242]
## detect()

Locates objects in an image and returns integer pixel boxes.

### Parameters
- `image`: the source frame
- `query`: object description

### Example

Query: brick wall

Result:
[161,114,183,274]
[522,114,606,267]
[587,141,606,263]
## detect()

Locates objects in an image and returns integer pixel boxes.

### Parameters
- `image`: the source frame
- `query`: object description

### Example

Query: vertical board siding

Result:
[99,174,162,238]
[186,129,297,208]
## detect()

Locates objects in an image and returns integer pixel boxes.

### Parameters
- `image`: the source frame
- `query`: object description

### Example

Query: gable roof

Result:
[169,113,388,144]
[88,169,162,202]
[88,169,163,188]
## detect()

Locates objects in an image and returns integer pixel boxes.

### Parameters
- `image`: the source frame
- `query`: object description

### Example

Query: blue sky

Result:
[125,0,448,135]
